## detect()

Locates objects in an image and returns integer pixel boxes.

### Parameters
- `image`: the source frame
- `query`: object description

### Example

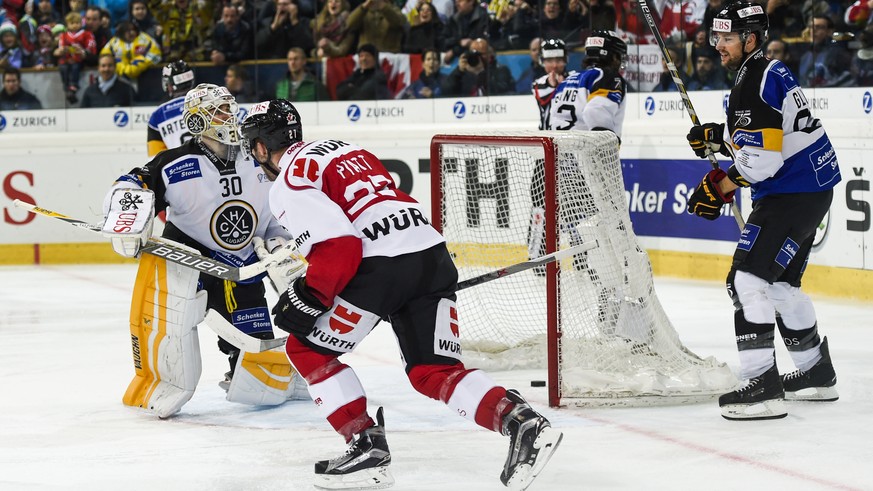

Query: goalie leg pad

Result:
[225,349,310,405]
[122,247,207,418]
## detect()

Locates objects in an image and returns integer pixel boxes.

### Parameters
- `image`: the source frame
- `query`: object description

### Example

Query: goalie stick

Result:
[14,199,301,283]
[205,241,599,352]
[636,0,745,231]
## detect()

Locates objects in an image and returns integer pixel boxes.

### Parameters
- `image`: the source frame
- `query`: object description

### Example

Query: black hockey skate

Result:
[782,337,838,402]
[719,364,787,421]
[314,407,394,490]
[500,390,563,491]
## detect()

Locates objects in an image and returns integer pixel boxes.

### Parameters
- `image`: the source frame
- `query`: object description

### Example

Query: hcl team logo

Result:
[644,96,655,116]
[113,110,129,127]
[0,114,6,131]
[453,101,466,119]
[347,104,361,121]
[864,91,872,114]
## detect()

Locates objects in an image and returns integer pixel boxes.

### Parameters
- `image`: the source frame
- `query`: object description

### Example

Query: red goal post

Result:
[430,131,737,408]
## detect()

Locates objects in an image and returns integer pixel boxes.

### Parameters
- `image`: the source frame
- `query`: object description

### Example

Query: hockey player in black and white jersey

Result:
[546,30,628,135]
[531,38,569,131]
[685,2,840,421]
[103,84,306,418]
[239,99,562,490]
[147,60,195,157]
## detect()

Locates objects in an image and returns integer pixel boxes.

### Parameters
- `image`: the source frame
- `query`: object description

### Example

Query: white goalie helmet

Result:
[183,83,240,145]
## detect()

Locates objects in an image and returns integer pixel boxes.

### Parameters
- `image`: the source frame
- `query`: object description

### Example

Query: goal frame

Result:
[430,134,565,407]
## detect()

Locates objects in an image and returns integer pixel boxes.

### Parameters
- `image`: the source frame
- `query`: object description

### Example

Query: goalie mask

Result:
[710,1,769,48]
[584,30,628,69]
[239,99,303,163]
[183,83,240,146]
[162,60,195,98]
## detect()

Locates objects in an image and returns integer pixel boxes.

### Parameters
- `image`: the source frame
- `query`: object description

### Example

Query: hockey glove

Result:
[272,277,328,337]
[687,123,727,158]
[687,169,735,220]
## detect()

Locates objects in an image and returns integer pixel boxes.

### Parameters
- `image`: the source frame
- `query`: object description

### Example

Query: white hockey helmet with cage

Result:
[183,83,240,146]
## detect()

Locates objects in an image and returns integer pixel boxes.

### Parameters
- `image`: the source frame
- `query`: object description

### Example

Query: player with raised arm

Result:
[103,84,305,418]
[531,38,569,131]
[685,2,840,421]
[147,60,196,157]
[239,99,562,490]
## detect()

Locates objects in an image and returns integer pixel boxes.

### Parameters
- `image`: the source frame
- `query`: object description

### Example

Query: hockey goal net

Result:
[430,131,737,407]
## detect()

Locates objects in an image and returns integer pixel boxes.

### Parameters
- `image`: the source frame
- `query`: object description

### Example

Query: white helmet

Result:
[183,83,240,145]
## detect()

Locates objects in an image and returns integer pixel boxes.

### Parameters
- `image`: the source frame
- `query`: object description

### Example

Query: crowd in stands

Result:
[2,0,873,110]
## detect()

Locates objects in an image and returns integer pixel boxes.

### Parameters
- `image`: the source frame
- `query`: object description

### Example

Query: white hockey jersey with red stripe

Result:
[269,139,444,261]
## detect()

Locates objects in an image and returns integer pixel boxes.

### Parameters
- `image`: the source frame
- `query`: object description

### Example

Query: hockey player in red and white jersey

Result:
[239,99,563,490]
[531,38,570,131]
[103,84,305,418]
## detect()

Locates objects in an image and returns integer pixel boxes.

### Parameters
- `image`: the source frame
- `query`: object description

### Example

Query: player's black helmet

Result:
[710,1,769,48]
[239,99,303,158]
[584,30,627,68]
[161,60,195,98]
[540,38,567,62]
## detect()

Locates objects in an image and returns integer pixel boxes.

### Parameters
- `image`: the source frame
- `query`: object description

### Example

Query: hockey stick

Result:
[14,199,300,282]
[205,240,599,352]
[636,0,745,230]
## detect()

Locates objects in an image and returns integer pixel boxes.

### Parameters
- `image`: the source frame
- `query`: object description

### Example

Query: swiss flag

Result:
[325,53,423,100]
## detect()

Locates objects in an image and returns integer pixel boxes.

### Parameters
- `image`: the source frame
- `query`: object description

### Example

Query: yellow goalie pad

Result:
[226,349,310,405]
[122,251,207,418]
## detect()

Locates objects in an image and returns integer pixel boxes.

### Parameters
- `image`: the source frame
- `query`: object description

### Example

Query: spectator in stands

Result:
[852,24,873,85]
[79,52,136,107]
[346,0,407,54]
[764,38,798,76]
[0,67,42,109]
[588,0,617,32]
[845,1,873,32]
[442,0,489,64]
[652,44,687,92]
[686,45,728,91]
[403,1,443,54]
[224,64,260,103]
[101,21,162,87]
[488,0,538,51]
[403,0,454,24]
[312,0,354,58]
[55,12,96,104]
[34,0,61,27]
[336,43,391,100]
[398,48,444,98]
[211,4,253,64]
[767,0,805,39]
[275,46,330,101]
[514,36,545,94]
[158,0,213,62]
[129,0,162,45]
[801,0,834,27]
[0,22,23,70]
[68,0,87,18]
[83,6,110,66]
[256,0,315,59]
[30,24,57,68]
[798,15,855,87]
[93,0,128,29]
[538,0,585,43]
[18,1,38,60]
[473,37,514,95]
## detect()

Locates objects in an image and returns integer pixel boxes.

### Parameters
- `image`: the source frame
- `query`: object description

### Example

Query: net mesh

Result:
[433,131,738,406]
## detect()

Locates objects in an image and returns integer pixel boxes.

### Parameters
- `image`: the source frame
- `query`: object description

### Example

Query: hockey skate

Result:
[719,364,787,421]
[500,390,563,491]
[314,407,394,490]
[782,337,838,402]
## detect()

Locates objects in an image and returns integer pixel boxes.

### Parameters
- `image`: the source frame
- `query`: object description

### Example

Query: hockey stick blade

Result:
[210,241,599,352]
[14,199,298,283]
[636,0,745,231]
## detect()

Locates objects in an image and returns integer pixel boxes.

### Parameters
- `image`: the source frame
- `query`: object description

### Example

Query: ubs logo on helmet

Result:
[211,200,257,250]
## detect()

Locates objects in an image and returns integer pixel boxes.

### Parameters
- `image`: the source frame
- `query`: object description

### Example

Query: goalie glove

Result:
[253,236,307,291]
[102,188,155,258]
[272,277,329,337]
[687,169,735,220]
[687,123,728,158]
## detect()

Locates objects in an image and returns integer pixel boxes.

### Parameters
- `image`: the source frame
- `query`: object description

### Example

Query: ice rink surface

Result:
[1,264,871,491]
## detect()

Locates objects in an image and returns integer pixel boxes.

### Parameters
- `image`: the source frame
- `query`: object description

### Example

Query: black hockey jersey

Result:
[725,49,841,200]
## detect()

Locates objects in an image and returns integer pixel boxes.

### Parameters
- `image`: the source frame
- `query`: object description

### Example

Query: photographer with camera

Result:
[441,37,514,96]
